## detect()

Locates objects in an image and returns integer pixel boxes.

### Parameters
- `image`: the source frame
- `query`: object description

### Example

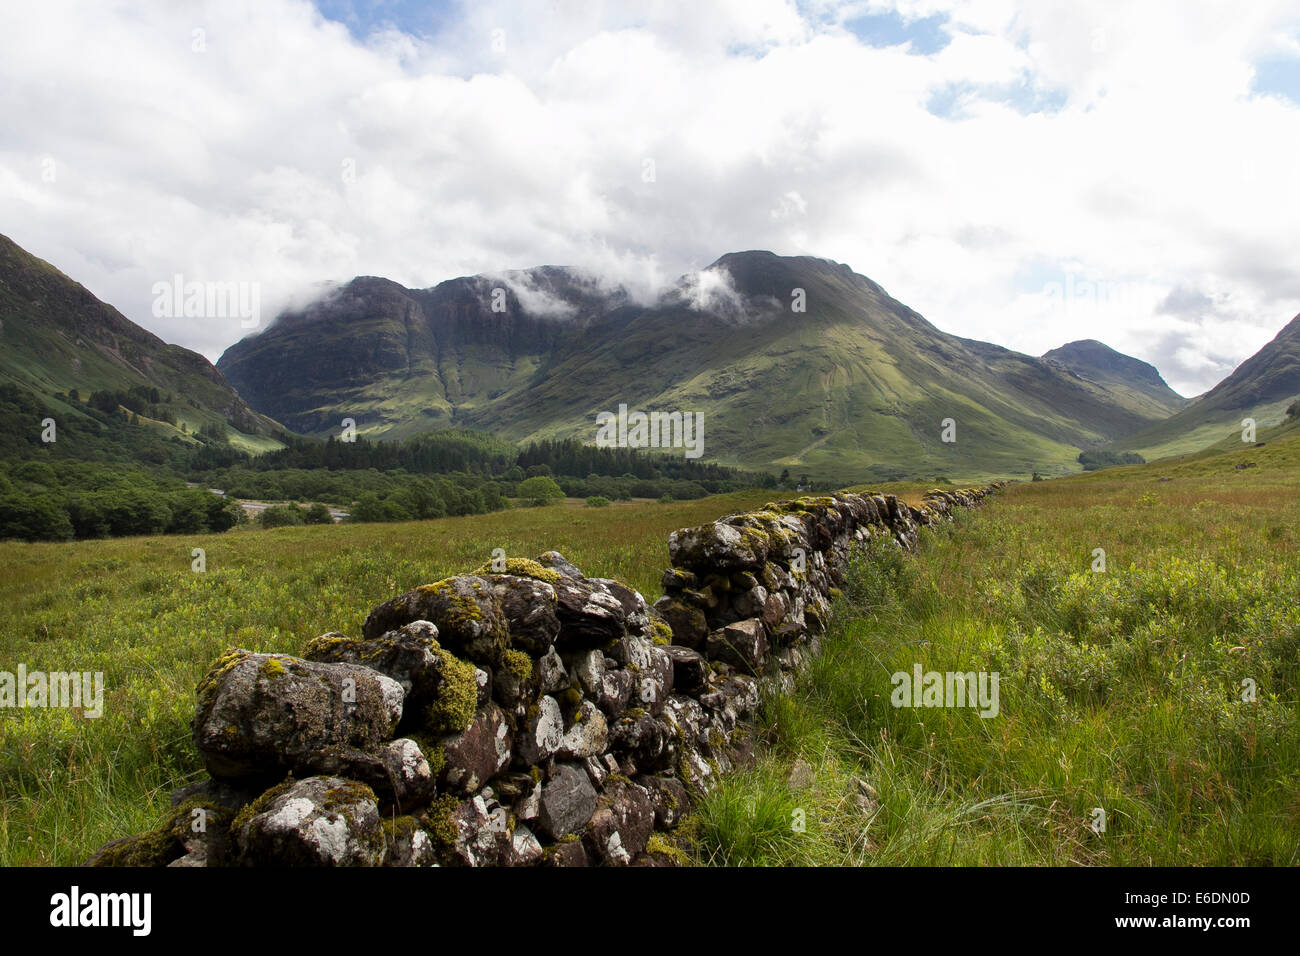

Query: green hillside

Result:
[1110,313,1300,461]
[0,233,286,450]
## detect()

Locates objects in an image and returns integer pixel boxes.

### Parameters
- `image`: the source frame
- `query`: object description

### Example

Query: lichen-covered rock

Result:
[293,738,435,812]
[537,763,597,840]
[484,575,561,654]
[234,776,386,867]
[761,589,791,632]
[491,653,536,717]
[651,596,709,649]
[440,703,512,795]
[609,710,674,775]
[638,775,692,829]
[447,792,511,866]
[516,694,565,765]
[584,778,655,866]
[383,815,438,867]
[668,521,768,573]
[662,693,710,742]
[641,644,675,713]
[558,700,609,760]
[661,567,697,592]
[87,796,238,868]
[363,575,509,666]
[303,620,441,701]
[544,838,590,867]
[382,738,438,808]
[192,650,404,781]
[536,551,585,580]
[732,582,769,619]
[503,824,544,866]
[304,623,480,739]
[552,577,627,647]
[536,646,570,696]
[590,578,651,635]
[705,618,770,673]
[170,777,257,814]
[572,650,633,718]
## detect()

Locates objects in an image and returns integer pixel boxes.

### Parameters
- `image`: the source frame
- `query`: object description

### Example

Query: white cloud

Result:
[0,0,1298,396]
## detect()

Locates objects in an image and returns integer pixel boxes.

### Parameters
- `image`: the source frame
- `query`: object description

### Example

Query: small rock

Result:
[788,758,814,790]
[536,763,597,840]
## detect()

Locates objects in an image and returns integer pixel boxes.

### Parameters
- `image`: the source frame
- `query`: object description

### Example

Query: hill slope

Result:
[1042,339,1188,418]
[0,233,284,451]
[218,251,1185,480]
[1110,314,1300,460]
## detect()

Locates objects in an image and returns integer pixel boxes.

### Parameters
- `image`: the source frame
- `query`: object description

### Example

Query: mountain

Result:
[218,250,1186,480]
[0,233,284,451]
[1109,314,1300,460]
[1042,340,1188,418]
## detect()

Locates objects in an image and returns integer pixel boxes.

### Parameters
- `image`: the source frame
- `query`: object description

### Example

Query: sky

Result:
[2,0,1299,397]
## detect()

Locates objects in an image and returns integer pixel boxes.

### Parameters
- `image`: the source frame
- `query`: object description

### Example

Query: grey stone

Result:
[192,650,403,781]
[537,763,597,840]
[234,776,386,867]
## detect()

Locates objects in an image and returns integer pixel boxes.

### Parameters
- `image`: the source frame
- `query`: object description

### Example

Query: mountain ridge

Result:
[216,250,1189,479]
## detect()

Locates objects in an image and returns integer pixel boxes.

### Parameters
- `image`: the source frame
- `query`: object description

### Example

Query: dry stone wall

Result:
[86,483,1003,868]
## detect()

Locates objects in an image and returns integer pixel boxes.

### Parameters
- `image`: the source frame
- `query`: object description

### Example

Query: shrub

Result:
[517,475,565,506]
[585,495,611,508]
[303,503,334,524]
[258,504,306,528]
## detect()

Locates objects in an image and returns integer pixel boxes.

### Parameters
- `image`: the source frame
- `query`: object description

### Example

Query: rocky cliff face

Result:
[87,483,1003,867]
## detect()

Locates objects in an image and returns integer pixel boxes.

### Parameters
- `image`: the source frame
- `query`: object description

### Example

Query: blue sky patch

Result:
[843,9,950,54]
[313,0,459,40]
[927,76,1068,118]
[1251,53,1300,105]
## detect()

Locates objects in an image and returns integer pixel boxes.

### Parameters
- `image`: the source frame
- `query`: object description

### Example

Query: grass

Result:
[686,438,1300,866]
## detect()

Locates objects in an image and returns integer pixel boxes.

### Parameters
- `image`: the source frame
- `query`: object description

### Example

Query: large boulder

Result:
[234,776,386,867]
[192,650,403,781]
